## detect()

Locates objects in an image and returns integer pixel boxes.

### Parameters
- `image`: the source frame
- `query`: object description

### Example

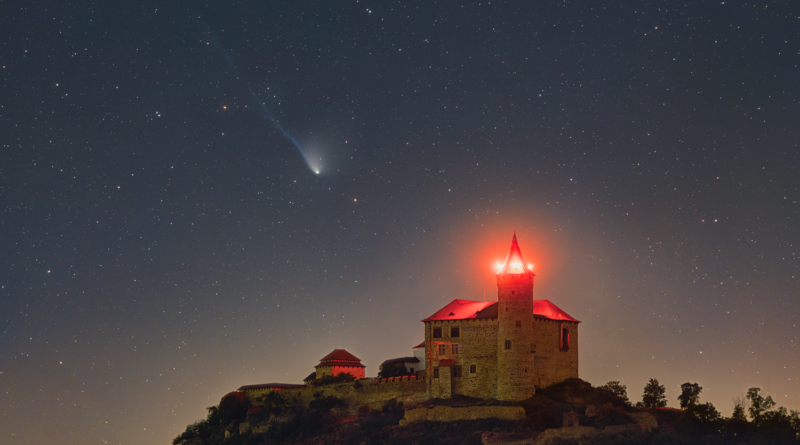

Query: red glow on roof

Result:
[497,232,533,275]
[424,299,579,323]
[422,299,497,322]
[413,341,425,349]
[319,349,362,363]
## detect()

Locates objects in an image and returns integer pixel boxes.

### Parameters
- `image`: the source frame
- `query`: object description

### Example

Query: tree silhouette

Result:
[599,381,629,405]
[678,382,702,409]
[747,387,775,425]
[642,378,667,408]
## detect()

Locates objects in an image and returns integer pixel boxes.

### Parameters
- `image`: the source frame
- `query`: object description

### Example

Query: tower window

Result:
[560,326,570,351]
[438,344,447,355]
[515,320,522,328]
[470,364,477,374]
[452,344,459,355]
[504,339,512,350]
[433,328,442,338]
[450,327,460,337]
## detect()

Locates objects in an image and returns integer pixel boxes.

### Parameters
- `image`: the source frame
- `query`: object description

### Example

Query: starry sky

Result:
[1,1,799,444]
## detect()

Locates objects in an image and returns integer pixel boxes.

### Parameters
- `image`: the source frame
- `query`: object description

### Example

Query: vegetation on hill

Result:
[174,378,800,445]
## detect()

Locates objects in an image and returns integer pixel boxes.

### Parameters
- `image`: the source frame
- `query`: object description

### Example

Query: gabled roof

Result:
[423,299,579,323]
[319,349,362,362]
[381,357,420,366]
[315,360,366,368]
[237,383,306,391]
[413,341,425,349]
[533,299,580,322]
[422,299,498,322]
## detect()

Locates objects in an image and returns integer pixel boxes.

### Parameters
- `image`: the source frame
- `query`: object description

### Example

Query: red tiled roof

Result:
[237,383,306,391]
[424,299,579,323]
[422,299,497,321]
[319,349,362,362]
[438,359,455,366]
[532,299,580,322]
[413,341,425,349]
[315,360,366,368]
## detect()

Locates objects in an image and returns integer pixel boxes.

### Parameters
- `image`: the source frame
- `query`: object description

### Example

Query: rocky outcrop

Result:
[533,426,601,444]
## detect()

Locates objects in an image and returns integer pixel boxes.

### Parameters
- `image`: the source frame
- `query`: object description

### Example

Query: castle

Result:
[238,233,579,403]
[422,233,579,400]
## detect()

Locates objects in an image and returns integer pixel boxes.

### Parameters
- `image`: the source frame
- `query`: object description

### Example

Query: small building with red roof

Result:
[315,348,366,380]
[422,233,580,401]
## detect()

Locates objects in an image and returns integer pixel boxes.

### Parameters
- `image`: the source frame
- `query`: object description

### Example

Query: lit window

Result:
[450,327,460,337]
[433,328,442,338]
[515,320,522,328]
[453,366,462,378]
[452,344,459,355]
[504,339,512,350]
[438,344,446,355]
[470,364,477,374]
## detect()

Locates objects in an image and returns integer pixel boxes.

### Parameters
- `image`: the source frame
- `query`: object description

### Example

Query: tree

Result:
[731,395,748,422]
[378,362,411,378]
[219,391,249,425]
[678,382,703,409]
[747,387,775,425]
[642,378,667,408]
[599,381,629,405]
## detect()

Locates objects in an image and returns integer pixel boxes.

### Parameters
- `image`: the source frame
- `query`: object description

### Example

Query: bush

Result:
[219,391,249,425]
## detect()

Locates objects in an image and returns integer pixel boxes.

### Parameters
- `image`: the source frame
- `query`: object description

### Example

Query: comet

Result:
[204,31,321,174]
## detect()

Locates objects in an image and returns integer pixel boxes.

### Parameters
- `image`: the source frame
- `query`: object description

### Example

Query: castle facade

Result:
[422,234,579,400]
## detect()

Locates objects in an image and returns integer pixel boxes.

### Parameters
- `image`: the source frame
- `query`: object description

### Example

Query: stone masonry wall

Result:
[425,318,499,399]
[277,378,427,416]
[531,319,578,388]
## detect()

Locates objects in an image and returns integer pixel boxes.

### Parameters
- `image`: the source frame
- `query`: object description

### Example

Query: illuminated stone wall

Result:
[496,273,536,401]
[268,379,427,415]
[532,319,579,388]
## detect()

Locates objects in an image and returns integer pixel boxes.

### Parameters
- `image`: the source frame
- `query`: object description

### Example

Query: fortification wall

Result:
[531,319,579,388]
[277,378,427,415]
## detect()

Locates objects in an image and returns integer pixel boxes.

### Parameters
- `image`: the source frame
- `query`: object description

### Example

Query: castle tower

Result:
[495,233,536,400]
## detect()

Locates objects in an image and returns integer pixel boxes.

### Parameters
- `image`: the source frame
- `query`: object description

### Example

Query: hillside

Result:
[173,379,800,445]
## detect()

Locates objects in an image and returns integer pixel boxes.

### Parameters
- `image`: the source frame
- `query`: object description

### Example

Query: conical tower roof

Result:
[497,232,532,275]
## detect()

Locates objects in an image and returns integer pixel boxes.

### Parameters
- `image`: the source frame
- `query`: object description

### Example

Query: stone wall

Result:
[400,405,525,425]
[425,318,500,400]
[496,273,536,401]
[271,378,427,415]
[531,319,578,388]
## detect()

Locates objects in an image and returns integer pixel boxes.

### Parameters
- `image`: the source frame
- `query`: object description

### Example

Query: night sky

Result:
[2,1,799,444]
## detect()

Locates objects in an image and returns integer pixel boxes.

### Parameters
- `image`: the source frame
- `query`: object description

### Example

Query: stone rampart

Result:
[266,378,427,415]
[400,405,525,425]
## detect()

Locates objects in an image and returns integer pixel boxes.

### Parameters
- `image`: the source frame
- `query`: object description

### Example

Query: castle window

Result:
[452,344,459,355]
[433,328,442,338]
[560,326,570,351]
[504,339,512,350]
[531,343,536,353]
[433,368,439,378]
[438,344,447,355]
[453,366,462,378]
[450,327,460,337]
[470,364,477,374]
[515,320,522,328]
